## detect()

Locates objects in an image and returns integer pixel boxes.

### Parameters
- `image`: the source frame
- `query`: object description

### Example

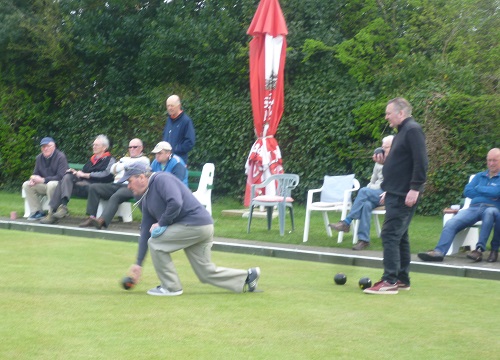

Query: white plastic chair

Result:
[192,163,215,215]
[352,206,386,244]
[443,174,481,255]
[247,174,300,236]
[96,200,133,223]
[22,186,52,218]
[303,174,360,243]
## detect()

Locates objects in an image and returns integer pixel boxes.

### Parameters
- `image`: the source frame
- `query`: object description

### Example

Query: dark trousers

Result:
[380,193,418,284]
[86,183,133,226]
[49,173,90,211]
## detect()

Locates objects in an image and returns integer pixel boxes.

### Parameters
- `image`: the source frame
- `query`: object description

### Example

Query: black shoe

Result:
[27,210,45,221]
[352,240,369,251]
[487,250,498,263]
[467,249,483,262]
[418,250,444,262]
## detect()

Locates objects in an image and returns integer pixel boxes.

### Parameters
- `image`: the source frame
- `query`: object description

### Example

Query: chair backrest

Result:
[195,163,215,194]
[462,174,476,210]
[274,174,300,198]
[320,174,355,203]
[251,173,300,199]
[192,163,215,215]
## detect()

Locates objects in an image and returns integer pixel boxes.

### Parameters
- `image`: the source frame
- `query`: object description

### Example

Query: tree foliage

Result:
[0,0,498,214]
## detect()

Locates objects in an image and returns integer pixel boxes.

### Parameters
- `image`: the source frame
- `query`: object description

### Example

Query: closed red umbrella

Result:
[244,0,288,206]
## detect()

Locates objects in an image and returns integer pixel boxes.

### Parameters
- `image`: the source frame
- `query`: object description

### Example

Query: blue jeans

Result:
[435,204,500,254]
[345,187,383,242]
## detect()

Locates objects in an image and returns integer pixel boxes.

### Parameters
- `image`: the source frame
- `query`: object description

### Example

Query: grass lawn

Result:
[1,230,498,359]
[1,191,446,254]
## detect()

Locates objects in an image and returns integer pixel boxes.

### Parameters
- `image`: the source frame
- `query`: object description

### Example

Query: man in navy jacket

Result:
[162,95,196,164]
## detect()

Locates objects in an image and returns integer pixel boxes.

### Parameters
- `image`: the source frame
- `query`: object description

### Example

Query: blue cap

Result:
[40,137,55,146]
[118,162,150,183]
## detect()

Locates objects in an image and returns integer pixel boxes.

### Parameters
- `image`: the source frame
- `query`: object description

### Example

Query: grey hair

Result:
[387,97,412,117]
[95,134,110,149]
[382,135,394,144]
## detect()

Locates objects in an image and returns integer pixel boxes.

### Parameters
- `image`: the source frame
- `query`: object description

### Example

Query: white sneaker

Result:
[147,285,183,296]
[246,267,261,292]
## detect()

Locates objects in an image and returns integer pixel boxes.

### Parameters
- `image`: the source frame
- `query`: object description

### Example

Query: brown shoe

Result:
[329,221,350,233]
[466,249,483,262]
[40,213,58,224]
[352,240,370,251]
[90,217,106,230]
[487,250,498,263]
[79,217,95,228]
[53,204,69,219]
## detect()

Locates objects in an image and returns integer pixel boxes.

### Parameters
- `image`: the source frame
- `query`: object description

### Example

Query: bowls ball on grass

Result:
[334,273,347,285]
[121,276,135,290]
[358,277,372,290]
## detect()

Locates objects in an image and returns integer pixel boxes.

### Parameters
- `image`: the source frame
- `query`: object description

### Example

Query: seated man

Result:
[329,135,394,250]
[23,137,68,220]
[79,138,150,230]
[418,148,500,263]
[150,141,188,186]
[41,134,115,224]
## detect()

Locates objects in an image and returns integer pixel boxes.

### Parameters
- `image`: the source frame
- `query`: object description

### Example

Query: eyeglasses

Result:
[128,146,141,149]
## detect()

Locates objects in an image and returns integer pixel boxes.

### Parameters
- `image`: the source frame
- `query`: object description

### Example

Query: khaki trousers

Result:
[148,224,248,293]
[22,181,59,213]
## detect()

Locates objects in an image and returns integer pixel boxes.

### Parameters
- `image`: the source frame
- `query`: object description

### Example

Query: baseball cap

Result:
[151,141,172,153]
[40,137,55,146]
[118,162,150,183]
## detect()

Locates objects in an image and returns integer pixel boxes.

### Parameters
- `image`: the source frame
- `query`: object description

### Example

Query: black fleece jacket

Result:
[381,117,428,196]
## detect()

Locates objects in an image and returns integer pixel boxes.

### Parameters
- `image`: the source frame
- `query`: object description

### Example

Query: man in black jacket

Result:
[41,135,115,224]
[364,98,428,295]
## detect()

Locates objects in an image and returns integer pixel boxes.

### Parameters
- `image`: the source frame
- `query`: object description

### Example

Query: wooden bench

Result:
[23,163,213,220]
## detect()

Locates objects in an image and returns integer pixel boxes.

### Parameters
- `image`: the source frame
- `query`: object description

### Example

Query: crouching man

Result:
[120,163,260,296]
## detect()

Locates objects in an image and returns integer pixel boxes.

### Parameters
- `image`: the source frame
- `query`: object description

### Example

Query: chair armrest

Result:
[341,179,360,211]
[250,175,276,199]
[306,188,323,205]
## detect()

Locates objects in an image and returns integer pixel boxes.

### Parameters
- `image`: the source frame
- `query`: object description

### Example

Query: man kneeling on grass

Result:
[120,163,260,296]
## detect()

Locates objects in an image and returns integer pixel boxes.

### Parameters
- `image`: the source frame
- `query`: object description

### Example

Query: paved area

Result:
[2,216,499,281]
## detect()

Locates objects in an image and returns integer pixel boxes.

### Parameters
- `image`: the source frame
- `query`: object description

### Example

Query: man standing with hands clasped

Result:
[364,97,428,295]
[162,95,196,164]
[120,163,260,296]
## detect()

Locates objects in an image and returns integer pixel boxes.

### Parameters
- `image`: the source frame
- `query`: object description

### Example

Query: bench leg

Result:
[116,202,133,223]
[447,228,479,256]
[97,200,133,223]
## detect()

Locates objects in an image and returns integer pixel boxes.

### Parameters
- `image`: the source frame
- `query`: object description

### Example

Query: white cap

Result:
[151,141,172,153]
